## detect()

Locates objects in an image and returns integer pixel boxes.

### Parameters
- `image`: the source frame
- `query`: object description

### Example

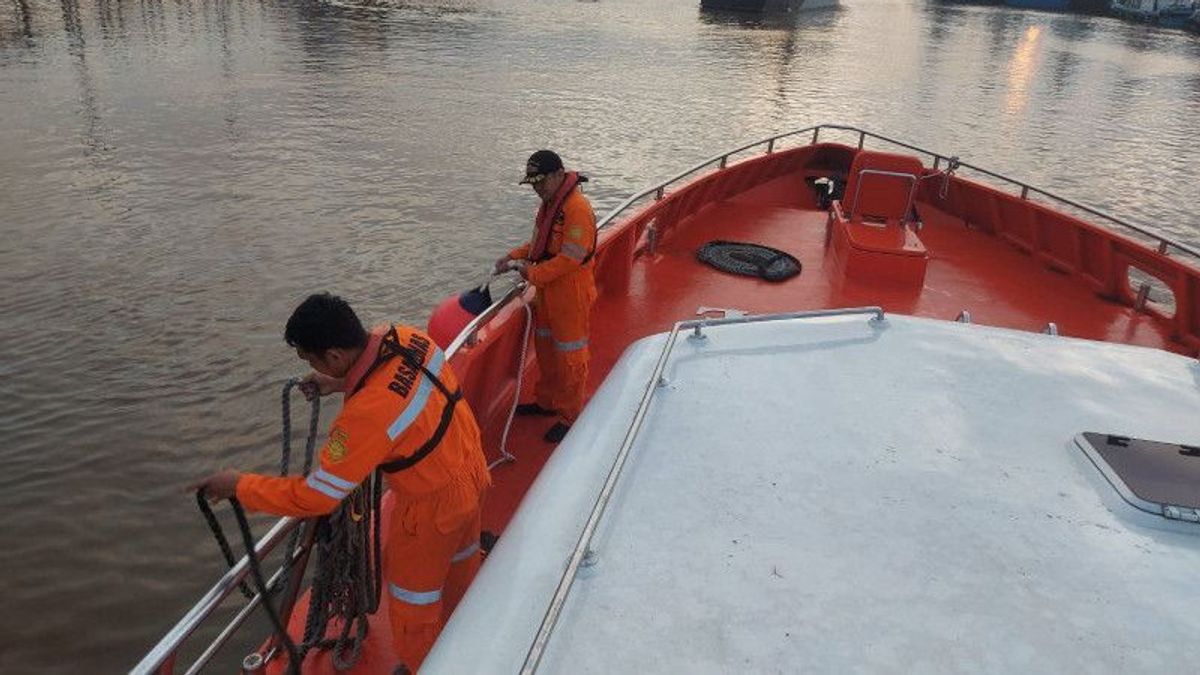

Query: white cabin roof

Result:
[424,312,1200,674]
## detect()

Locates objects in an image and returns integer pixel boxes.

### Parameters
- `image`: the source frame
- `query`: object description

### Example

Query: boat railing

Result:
[810,124,1200,261]
[132,516,307,674]
[451,123,1198,350]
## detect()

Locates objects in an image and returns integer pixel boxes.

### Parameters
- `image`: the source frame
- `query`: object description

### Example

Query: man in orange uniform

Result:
[190,293,490,672]
[495,150,598,443]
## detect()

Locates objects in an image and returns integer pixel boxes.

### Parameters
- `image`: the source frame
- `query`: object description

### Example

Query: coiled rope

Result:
[696,241,802,282]
[198,378,383,672]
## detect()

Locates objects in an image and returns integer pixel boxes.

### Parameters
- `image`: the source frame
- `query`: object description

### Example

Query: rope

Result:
[939,156,960,200]
[275,378,320,609]
[229,495,304,675]
[274,379,381,670]
[197,378,382,672]
[696,241,802,282]
[297,470,382,670]
[195,490,255,600]
[280,377,321,476]
[490,300,532,470]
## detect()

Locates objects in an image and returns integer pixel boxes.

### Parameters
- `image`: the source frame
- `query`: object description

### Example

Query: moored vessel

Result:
[1005,0,1073,10]
[699,0,837,13]
[135,124,1200,674]
[1110,0,1199,26]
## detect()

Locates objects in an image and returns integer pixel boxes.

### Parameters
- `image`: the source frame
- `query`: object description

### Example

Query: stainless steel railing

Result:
[810,124,1200,260]
[460,123,1199,350]
[132,516,304,674]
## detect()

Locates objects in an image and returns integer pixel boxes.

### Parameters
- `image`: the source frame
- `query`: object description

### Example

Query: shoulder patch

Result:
[567,224,583,240]
[324,427,350,464]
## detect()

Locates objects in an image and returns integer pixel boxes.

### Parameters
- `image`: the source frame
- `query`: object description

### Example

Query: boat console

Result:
[828,150,929,290]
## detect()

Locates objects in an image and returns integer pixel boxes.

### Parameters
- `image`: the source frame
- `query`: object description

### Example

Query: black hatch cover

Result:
[1081,432,1200,514]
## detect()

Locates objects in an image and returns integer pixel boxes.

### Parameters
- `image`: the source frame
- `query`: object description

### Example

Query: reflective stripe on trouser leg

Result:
[390,583,442,606]
[385,495,463,671]
[553,337,588,352]
[442,507,483,621]
[451,541,479,563]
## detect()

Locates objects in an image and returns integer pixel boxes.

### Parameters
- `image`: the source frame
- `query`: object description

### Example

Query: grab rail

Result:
[131,516,303,674]
[445,282,528,358]
[519,307,887,673]
[811,124,1200,260]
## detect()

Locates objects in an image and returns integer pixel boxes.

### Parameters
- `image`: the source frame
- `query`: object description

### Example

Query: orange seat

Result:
[828,150,929,289]
[841,150,926,226]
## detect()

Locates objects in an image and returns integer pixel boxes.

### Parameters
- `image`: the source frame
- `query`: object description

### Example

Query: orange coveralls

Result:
[509,180,598,423]
[237,325,491,671]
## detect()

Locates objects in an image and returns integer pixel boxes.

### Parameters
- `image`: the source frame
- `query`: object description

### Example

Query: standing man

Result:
[190,293,491,672]
[495,150,598,443]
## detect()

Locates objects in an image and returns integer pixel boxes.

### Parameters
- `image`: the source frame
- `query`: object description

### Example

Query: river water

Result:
[1,0,1198,671]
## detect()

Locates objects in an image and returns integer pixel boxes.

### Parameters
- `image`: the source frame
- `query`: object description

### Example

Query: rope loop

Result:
[197,377,380,672]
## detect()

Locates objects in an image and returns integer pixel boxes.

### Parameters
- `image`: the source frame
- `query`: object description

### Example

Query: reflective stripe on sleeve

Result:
[312,468,355,491]
[554,337,588,352]
[535,327,553,337]
[387,347,447,440]
[560,241,588,261]
[451,541,480,563]
[390,583,442,606]
[305,473,350,500]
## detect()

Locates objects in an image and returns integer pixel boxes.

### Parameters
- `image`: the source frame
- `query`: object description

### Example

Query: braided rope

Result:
[198,377,381,672]
[195,491,254,600]
[491,300,533,469]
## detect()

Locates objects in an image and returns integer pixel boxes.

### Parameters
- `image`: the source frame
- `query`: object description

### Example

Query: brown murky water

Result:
[1,0,1198,671]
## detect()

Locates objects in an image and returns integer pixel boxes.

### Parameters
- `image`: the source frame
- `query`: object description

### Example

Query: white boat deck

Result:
[424,312,1200,674]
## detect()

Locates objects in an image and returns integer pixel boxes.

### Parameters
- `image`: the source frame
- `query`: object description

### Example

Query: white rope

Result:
[488,300,532,470]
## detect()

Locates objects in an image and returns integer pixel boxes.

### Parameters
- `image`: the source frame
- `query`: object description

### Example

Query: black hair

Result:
[284,292,368,353]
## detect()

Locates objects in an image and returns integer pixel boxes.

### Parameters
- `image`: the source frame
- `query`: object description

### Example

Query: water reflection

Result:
[97,0,127,39]
[59,0,115,161]
[698,5,840,118]
[12,0,34,38]
[2,1,1200,672]
[1046,12,1096,42]
[1005,24,1042,115]
[698,6,839,29]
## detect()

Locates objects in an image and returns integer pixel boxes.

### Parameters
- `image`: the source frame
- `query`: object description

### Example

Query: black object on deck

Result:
[697,240,802,282]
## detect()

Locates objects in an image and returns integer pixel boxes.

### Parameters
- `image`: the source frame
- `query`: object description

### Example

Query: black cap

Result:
[519,150,564,185]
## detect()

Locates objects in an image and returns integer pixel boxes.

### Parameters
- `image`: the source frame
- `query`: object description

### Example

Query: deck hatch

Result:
[1078,432,1200,518]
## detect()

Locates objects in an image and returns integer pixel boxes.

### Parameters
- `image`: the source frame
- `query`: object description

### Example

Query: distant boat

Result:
[1003,0,1111,11]
[699,0,837,12]
[1110,0,1198,27]
[1005,0,1072,10]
